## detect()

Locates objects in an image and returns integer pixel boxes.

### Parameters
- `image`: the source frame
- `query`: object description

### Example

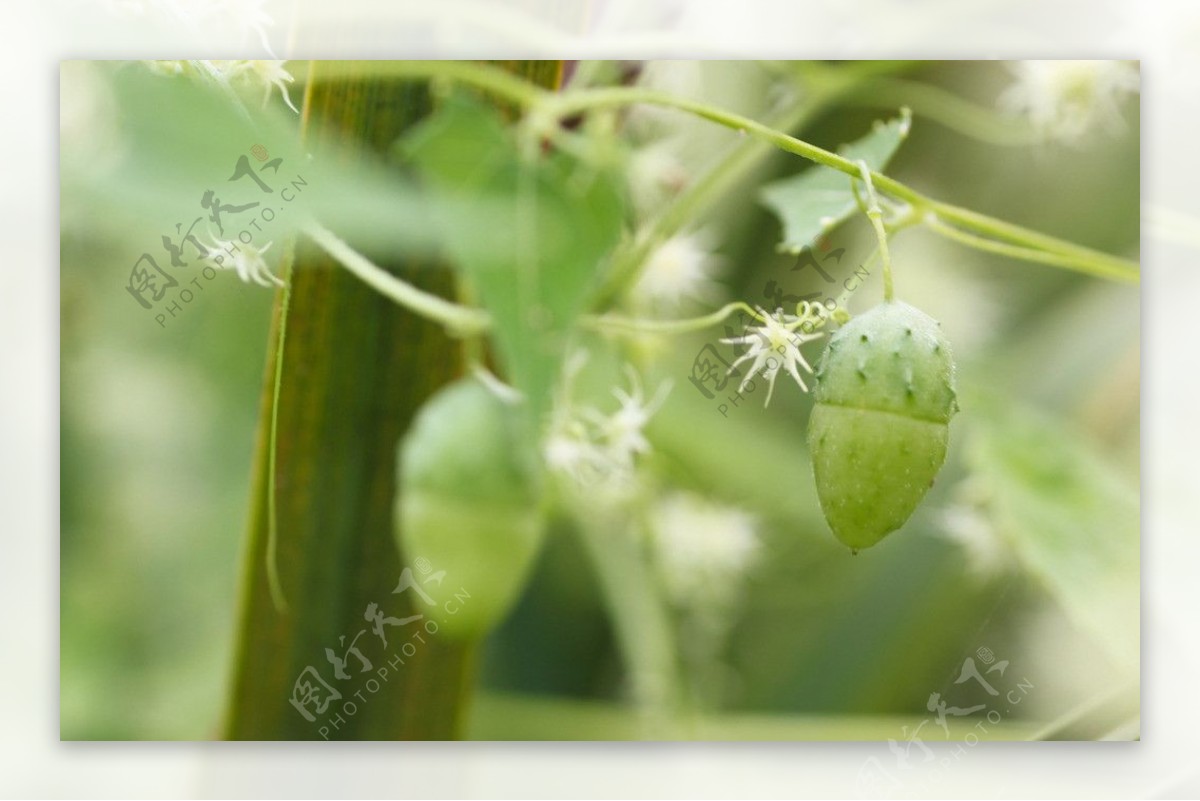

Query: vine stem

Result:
[545,86,1137,282]
[292,61,1137,342]
[583,301,759,336]
[922,215,1140,282]
[303,220,491,335]
[337,60,1135,285]
[592,87,838,308]
[305,218,767,341]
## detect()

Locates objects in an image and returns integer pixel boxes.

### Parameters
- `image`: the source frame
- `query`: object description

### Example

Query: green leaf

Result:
[402,95,625,431]
[759,109,911,254]
[84,65,485,259]
[966,399,1139,673]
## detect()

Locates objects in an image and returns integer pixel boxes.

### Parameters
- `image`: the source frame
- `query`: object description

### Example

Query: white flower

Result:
[210,60,299,113]
[234,60,299,113]
[628,140,690,218]
[142,60,187,76]
[720,303,829,406]
[145,59,299,114]
[999,60,1140,143]
[543,416,612,487]
[633,232,725,313]
[586,366,672,471]
[649,492,759,609]
[544,351,604,485]
[543,360,670,491]
[203,234,283,288]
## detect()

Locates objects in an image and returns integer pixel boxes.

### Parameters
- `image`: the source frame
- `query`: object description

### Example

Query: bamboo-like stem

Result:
[222,60,562,741]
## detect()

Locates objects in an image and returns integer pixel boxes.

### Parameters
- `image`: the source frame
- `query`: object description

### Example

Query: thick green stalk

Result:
[222,60,560,740]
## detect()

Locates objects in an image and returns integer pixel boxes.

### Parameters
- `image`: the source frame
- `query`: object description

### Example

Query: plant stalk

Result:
[222,60,561,740]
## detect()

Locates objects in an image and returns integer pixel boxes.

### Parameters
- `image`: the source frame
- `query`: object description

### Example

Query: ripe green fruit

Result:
[396,377,545,639]
[807,300,958,551]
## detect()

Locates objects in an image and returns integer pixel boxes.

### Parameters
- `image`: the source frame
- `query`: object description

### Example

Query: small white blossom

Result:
[210,60,299,113]
[203,234,283,288]
[720,302,829,406]
[649,492,759,609]
[633,232,725,313]
[543,415,612,487]
[544,359,670,491]
[543,351,603,485]
[999,60,1140,144]
[142,60,187,76]
[586,366,672,472]
[145,59,299,114]
[628,140,690,218]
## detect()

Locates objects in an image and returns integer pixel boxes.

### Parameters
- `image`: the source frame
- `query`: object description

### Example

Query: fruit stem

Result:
[856,159,895,302]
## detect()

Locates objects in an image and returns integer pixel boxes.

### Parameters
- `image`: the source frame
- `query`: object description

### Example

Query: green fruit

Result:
[807,300,958,551]
[396,377,545,639]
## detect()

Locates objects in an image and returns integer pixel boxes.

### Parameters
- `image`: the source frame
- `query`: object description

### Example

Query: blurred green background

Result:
[60,60,1139,740]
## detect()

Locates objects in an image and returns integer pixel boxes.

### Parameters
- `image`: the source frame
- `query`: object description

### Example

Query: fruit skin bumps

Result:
[807,301,958,551]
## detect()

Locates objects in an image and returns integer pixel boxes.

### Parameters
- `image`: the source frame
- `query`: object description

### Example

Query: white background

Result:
[2,0,1196,797]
